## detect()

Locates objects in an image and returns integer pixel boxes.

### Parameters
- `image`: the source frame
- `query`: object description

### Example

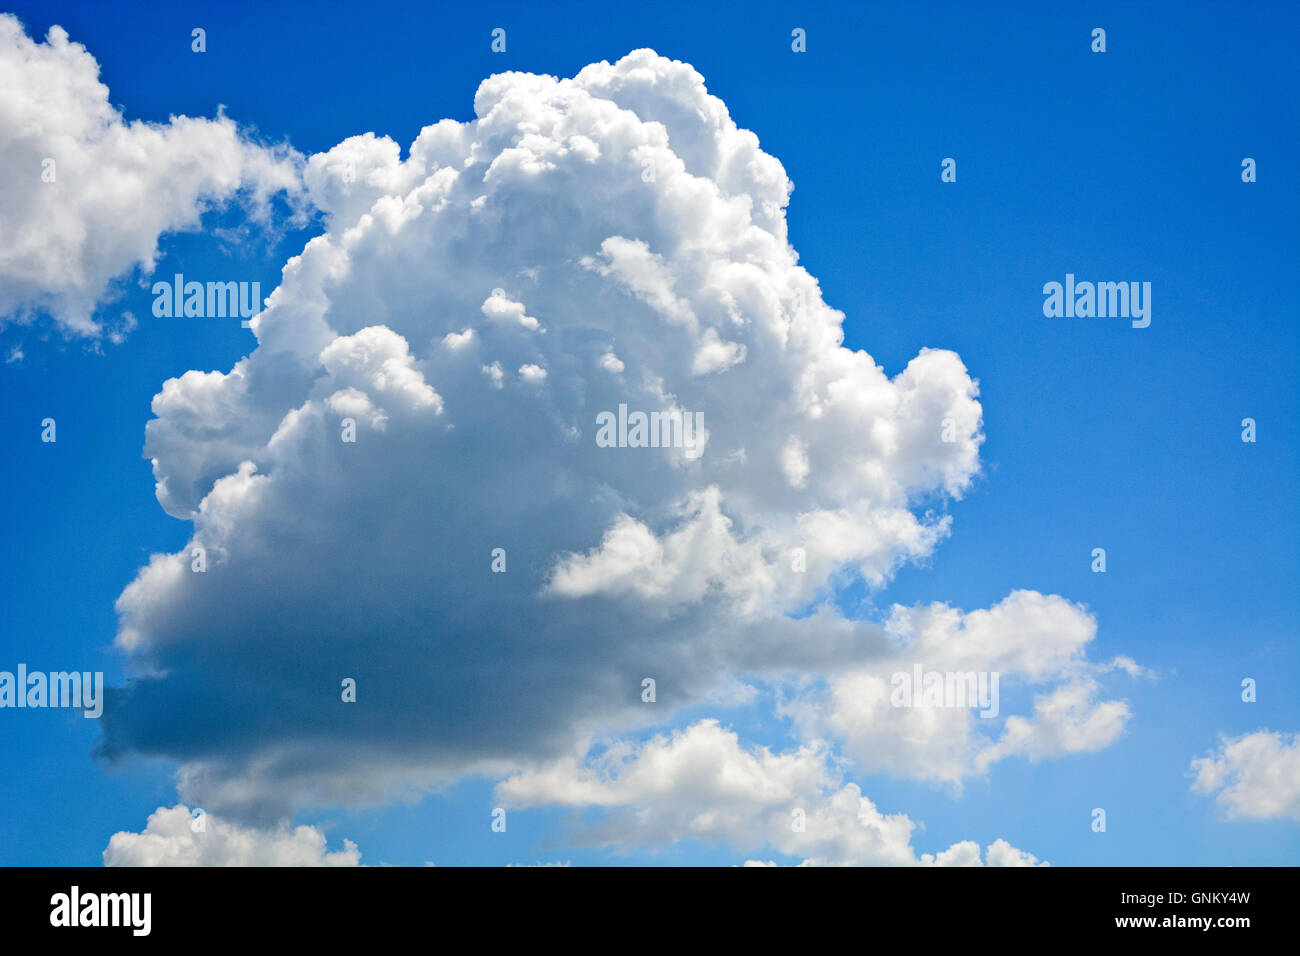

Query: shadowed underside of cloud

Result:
[0,15,303,339]
[81,46,1135,863]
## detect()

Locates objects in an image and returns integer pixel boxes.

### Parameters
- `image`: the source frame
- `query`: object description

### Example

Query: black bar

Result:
[1,866,1289,942]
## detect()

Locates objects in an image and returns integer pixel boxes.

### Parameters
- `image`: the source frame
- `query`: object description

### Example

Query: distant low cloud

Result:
[1191,730,1300,821]
[103,805,361,866]
[499,719,1047,866]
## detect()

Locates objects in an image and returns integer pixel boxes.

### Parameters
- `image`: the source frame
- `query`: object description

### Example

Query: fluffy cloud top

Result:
[0,15,302,337]
[1190,730,1300,821]
[104,805,360,866]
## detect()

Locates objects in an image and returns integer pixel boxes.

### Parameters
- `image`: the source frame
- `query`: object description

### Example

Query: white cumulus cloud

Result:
[1190,730,1300,821]
[0,14,303,338]
[92,46,1129,851]
[103,805,361,866]
[498,719,1046,866]
[782,591,1134,789]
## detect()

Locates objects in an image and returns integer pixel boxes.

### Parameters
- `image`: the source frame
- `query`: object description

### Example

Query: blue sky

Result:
[0,0,1296,866]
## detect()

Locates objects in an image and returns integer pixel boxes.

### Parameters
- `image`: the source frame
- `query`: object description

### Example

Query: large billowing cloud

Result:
[0,15,302,338]
[97,47,1130,855]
